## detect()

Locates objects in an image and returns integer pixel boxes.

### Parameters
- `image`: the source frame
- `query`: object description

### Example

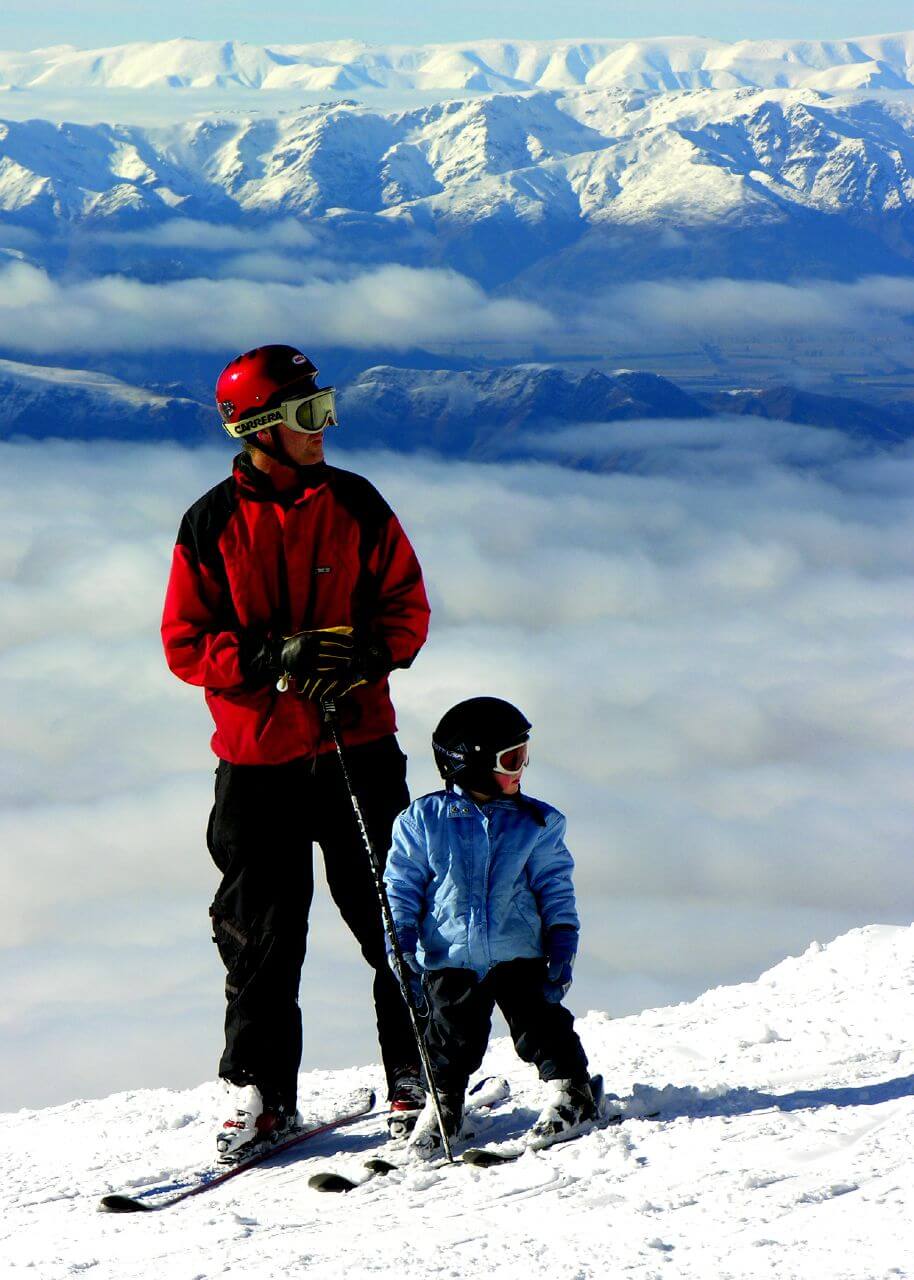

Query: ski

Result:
[308,1075,510,1193]
[98,1088,376,1213]
[461,1106,661,1167]
[461,1144,524,1166]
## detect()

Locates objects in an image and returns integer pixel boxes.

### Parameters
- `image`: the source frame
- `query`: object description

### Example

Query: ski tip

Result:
[364,1157,399,1175]
[468,1074,508,1095]
[308,1172,360,1193]
[461,1147,520,1167]
[98,1193,153,1213]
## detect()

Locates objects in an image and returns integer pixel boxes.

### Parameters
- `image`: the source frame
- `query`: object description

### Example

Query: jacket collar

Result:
[450,784,546,826]
[234,451,330,505]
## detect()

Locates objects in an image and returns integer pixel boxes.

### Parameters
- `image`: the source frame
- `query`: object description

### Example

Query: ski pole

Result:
[321,698,455,1163]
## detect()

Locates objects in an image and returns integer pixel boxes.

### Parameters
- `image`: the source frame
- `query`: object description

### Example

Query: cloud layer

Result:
[1,240,914,372]
[2,424,913,1107]
[0,260,553,356]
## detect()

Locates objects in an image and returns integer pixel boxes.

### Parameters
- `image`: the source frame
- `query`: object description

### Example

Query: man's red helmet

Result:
[215,345,321,437]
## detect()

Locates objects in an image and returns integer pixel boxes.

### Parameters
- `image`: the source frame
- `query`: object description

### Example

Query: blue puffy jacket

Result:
[384,787,579,978]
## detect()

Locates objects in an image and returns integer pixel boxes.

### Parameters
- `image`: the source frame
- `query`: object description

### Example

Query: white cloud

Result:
[2,427,914,1107]
[3,257,913,370]
[0,261,553,354]
[517,415,863,483]
[573,274,914,349]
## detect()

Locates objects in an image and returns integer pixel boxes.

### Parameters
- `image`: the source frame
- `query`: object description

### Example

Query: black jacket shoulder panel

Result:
[325,467,394,541]
[324,468,397,633]
[177,476,237,571]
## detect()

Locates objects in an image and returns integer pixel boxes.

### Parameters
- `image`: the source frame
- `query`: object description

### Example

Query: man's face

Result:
[256,421,325,465]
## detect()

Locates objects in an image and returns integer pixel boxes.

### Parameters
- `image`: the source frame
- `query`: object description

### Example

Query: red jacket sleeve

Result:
[161,538,248,690]
[365,512,430,669]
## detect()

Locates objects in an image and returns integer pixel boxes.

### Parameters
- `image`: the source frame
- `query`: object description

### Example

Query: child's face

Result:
[468,741,529,801]
[468,771,520,802]
[491,770,522,796]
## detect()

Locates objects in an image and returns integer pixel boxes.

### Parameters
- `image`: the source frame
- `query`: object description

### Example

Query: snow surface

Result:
[0,355,189,409]
[4,923,912,1278]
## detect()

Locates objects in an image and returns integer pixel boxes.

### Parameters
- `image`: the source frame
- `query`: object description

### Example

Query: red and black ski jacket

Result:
[162,453,430,764]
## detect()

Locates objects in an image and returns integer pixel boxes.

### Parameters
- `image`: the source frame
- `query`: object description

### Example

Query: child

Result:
[384,696,600,1155]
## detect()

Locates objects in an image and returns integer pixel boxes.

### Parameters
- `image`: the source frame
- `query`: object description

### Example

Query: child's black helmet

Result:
[433,697,532,786]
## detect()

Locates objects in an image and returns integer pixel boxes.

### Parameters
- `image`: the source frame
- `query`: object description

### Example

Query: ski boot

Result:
[216,1082,302,1164]
[528,1074,603,1150]
[407,1091,464,1159]
[387,1067,426,1140]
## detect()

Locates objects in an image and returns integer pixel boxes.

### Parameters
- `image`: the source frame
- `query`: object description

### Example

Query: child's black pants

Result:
[423,959,589,1098]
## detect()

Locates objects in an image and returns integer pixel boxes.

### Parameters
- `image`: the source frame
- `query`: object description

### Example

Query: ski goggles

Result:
[222,387,338,439]
[492,741,530,776]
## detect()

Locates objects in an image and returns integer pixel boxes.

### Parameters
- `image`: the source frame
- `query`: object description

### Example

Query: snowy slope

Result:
[3,924,912,1278]
[0,356,209,439]
[340,364,708,452]
[2,34,914,94]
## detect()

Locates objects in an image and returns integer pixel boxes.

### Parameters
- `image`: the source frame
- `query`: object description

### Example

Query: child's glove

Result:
[386,928,427,1015]
[543,924,578,1004]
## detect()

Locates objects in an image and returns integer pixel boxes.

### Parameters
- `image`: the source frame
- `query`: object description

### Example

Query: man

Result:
[161,344,430,1160]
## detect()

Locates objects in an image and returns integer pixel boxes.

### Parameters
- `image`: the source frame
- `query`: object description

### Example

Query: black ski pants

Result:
[423,960,589,1099]
[206,734,417,1112]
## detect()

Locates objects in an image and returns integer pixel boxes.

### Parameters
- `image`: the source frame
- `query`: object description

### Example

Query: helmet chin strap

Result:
[251,426,320,473]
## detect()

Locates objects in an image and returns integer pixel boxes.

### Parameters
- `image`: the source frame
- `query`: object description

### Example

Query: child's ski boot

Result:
[528,1074,602,1150]
[407,1092,465,1159]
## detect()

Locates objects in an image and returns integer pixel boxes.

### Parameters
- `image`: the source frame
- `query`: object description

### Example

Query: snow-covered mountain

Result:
[4,357,911,451]
[1,85,913,285]
[4,923,912,1277]
[0,355,210,439]
[3,34,914,94]
[340,365,709,452]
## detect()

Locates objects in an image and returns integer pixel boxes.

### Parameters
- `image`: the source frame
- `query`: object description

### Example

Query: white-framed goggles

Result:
[222,387,338,440]
[493,741,530,776]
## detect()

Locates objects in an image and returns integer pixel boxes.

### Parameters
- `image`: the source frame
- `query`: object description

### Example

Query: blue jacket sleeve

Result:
[526,812,580,934]
[384,809,432,938]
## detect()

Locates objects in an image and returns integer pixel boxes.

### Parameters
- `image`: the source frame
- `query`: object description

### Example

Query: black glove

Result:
[350,634,393,683]
[237,631,283,688]
[278,627,366,700]
[280,628,354,679]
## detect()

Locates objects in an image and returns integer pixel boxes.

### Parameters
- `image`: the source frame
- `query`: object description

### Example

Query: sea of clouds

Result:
[2,421,913,1108]
[2,243,914,360]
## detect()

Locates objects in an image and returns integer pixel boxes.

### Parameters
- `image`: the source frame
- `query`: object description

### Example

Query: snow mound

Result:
[3,923,912,1277]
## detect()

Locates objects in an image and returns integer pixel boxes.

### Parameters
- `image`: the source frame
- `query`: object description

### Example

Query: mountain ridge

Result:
[2,33,914,94]
[1,87,913,286]
[3,356,909,453]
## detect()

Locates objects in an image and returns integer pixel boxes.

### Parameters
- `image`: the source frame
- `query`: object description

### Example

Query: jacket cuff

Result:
[355,634,394,681]
[387,925,418,956]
